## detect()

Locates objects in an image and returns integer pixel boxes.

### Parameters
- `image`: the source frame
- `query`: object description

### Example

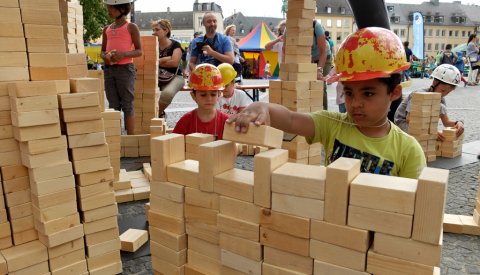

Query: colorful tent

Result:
[238,21,277,51]
[238,21,279,78]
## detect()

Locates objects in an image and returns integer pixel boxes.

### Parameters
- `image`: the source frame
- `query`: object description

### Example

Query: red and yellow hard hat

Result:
[333,27,411,82]
[188,64,224,91]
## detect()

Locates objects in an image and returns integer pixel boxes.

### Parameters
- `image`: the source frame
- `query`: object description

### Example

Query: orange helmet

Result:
[188,64,224,91]
[334,27,410,82]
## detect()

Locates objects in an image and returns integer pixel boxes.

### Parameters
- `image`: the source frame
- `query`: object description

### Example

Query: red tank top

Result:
[106,22,133,65]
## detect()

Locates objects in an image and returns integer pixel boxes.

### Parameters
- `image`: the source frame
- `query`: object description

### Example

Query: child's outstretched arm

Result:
[438,113,464,140]
[226,102,316,138]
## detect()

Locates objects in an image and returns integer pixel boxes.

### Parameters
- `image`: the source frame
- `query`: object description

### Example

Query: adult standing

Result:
[152,19,185,118]
[225,24,243,82]
[403,41,414,81]
[101,0,142,135]
[466,33,479,86]
[265,20,286,65]
[188,12,234,72]
[311,20,330,110]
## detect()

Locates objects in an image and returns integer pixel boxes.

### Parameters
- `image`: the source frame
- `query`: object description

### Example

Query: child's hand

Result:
[454,121,464,137]
[110,50,125,62]
[437,131,445,142]
[226,102,270,133]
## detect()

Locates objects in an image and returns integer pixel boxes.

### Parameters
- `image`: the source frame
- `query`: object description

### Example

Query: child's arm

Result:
[100,26,112,65]
[110,23,142,62]
[439,113,464,140]
[227,102,316,138]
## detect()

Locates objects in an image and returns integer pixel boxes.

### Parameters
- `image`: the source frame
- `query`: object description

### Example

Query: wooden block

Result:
[150,181,184,203]
[10,215,34,233]
[187,249,221,275]
[61,106,101,122]
[11,109,60,127]
[83,215,117,236]
[348,205,413,238]
[260,208,310,238]
[219,232,261,261]
[263,246,313,274]
[254,149,289,208]
[12,227,38,245]
[148,210,185,235]
[150,241,186,267]
[8,81,57,98]
[76,181,112,199]
[70,143,109,161]
[188,235,220,261]
[151,134,185,182]
[350,173,417,215]
[79,191,115,212]
[151,256,185,275]
[0,22,23,37]
[314,260,370,275]
[198,140,236,192]
[0,37,25,52]
[0,67,29,82]
[13,122,61,142]
[214,168,254,202]
[8,202,32,220]
[272,192,323,220]
[38,224,84,248]
[29,66,69,81]
[311,219,370,252]
[0,240,47,272]
[217,213,258,242]
[73,156,111,174]
[149,226,186,251]
[119,229,148,252]
[0,52,27,67]
[31,188,76,209]
[65,119,104,135]
[324,157,361,225]
[373,232,441,267]
[28,53,66,67]
[185,133,215,145]
[86,250,120,270]
[59,92,99,109]
[223,122,283,148]
[81,203,118,223]
[3,176,29,194]
[34,213,79,236]
[51,259,88,274]
[32,200,77,222]
[150,194,184,218]
[272,162,326,200]
[19,135,66,155]
[411,167,448,244]
[261,226,309,256]
[221,249,261,275]
[69,77,100,93]
[68,132,105,148]
[28,162,72,182]
[367,250,435,275]
[88,261,122,275]
[310,239,366,271]
[219,196,261,224]
[76,168,114,186]
[0,150,21,167]
[167,160,199,188]
[7,261,49,275]
[23,24,63,39]
[5,188,30,207]
[262,262,306,275]
[459,215,480,235]
[21,149,68,169]
[0,252,5,275]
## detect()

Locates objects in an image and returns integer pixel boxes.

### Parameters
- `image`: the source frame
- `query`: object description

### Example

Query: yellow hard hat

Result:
[188,64,224,91]
[333,27,411,82]
[217,63,237,86]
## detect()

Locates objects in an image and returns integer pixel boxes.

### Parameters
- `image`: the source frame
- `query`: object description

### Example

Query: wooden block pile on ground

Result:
[407,92,442,162]
[133,36,160,134]
[149,122,448,274]
[114,169,151,203]
[436,127,463,158]
[121,134,150,157]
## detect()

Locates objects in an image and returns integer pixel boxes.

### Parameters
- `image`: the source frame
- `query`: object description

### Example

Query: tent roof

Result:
[238,21,277,51]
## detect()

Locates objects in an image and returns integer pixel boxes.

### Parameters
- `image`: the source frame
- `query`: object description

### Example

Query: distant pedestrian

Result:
[265,20,286,65]
[466,34,479,86]
[264,60,270,79]
[440,44,457,66]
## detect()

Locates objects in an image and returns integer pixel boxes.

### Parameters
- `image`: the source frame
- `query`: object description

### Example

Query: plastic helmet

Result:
[334,27,411,82]
[217,63,237,86]
[188,64,224,91]
[431,64,461,86]
[103,0,134,5]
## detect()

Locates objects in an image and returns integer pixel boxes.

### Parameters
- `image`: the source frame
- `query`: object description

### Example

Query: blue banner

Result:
[412,12,424,60]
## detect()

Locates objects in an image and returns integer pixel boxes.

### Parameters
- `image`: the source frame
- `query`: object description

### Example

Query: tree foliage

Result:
[80,0,112,43]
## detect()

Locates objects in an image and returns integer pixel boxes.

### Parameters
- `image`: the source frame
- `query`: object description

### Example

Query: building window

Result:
[455,30,459,37]
[387,6,394,12]
[449,30,453,37]
[428,29,433,36]
[391,16,400,23]
[400,29,405,37]
[343,19,349,28]
[427,43,432,50]
[336,19,342,27]
[435,43,439,51]
[441,43,445,50]
[441,30,446,36]
[434,16,444,23]
[326,7,332,13]
[339,7,346,14]
[394,29,399,35]
[436,29,440,36]
[327,19,332,27]
[462,31,466,37]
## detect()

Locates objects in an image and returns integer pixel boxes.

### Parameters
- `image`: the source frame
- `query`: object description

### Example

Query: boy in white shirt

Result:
[217,63,252,115]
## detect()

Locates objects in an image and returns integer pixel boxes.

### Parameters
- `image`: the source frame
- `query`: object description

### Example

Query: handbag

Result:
[470,55,478,63]
[158,66,179,86]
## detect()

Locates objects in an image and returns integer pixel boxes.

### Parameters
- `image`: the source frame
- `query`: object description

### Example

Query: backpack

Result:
[441,52,456,65]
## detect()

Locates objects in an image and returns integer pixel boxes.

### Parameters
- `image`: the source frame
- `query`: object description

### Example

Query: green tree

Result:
[80,0,112,43]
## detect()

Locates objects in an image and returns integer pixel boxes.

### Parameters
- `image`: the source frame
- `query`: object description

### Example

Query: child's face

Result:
[222,82,234,95]
[191,90,220,110]
[343,79,400,127]
[106,5,121,19]
[433,80,455,97]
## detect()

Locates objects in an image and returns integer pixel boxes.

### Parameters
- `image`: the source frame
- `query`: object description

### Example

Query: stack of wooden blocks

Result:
[9,80,89,274]
[407,92,442,162]
[59,0,84,53]
[121,134,151,157]
[133,36,160,134]
[0,1,29,82]
[149,120,448,274]
[102,109,122,180]
[185,133,215,161]
[0,174,11,250]
[114,169,150,203]
[268,0,323,165]
[436,127,463,158]
[150,117,167,139]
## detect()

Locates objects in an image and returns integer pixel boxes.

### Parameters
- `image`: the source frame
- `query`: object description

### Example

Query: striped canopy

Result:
[238,21,277,51]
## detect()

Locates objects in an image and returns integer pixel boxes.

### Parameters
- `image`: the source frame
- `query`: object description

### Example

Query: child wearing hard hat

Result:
[101,0,142,135]
[173,64,230,140]
[217,63,251,115]
[228,27,426,179]
[394,64,465,141]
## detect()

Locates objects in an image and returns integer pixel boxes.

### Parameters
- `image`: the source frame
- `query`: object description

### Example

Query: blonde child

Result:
[228,27,426,179]
[101,0,142,135]
[217,63,251,115]
[173,64,230,140]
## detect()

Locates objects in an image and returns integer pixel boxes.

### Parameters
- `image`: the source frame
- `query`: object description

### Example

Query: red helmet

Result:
[188,64,224,91]
[334,27,411,82]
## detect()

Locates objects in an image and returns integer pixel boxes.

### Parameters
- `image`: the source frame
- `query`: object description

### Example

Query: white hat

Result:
[104,0,134,5]
[431,64,462,86]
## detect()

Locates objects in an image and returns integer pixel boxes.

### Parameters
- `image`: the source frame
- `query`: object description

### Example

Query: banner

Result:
[412,12,424,60]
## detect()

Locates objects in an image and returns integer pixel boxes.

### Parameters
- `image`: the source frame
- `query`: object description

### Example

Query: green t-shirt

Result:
[305,111,426,179]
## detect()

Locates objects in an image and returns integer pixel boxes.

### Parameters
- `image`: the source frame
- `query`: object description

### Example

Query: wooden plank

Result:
[310,239,366,271]
[214,168,254,202]
[310,219,370,252]
[151,134,185,182]
[220,249,261,275]
[198,140,236,192]
[366,250,436,275]
[272,192,323,220]
[219,232,262,261]
[263,246,313,274]
[120,229,148,252]
[223,122,283,148]
[272,162,326,199]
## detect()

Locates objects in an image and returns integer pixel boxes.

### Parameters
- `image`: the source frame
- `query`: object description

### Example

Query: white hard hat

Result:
[104,0,134,5]
[431,64,461,86]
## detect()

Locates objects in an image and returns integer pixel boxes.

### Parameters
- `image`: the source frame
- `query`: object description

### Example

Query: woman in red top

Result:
[101,0,142,135]
[173,64,230,140]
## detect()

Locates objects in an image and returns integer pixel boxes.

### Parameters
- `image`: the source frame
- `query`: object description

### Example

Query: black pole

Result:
[131,2,135,23]
[346,0,390,30]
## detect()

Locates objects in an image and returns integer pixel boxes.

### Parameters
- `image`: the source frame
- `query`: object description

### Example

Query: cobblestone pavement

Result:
[119,78,480,274]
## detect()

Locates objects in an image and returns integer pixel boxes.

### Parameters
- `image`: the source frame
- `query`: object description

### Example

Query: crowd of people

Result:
[101,0,469,180]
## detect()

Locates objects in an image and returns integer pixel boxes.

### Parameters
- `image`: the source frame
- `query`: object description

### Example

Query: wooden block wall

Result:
[102,109,121,180]
[59,0,84,53]
[150,127,449,274]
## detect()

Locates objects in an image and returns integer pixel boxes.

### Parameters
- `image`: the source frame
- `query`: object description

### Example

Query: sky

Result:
[134,0,479,18]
